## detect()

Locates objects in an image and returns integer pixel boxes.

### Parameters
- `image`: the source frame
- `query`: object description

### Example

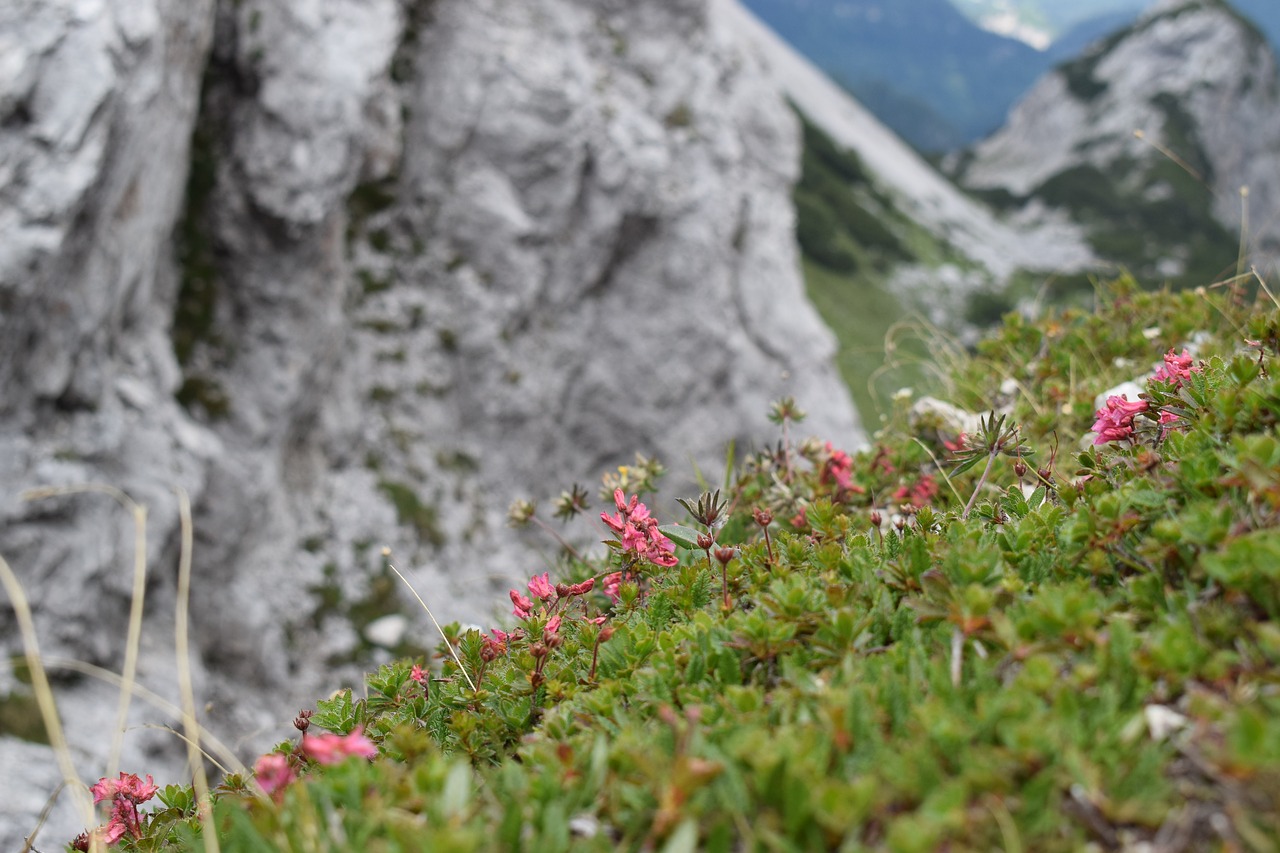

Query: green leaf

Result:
[660,524,704,550]
[312,688,358,735]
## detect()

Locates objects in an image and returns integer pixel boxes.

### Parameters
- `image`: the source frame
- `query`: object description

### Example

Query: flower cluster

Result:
[893,475,939,508]
[1150,348,1199,387]
[251,726,379,801]
[1091,396,1149,445]
[510,571,596,619]
[601,489,677,568]
[302,726,378,765]
[1091,348,1204,445]
[75,772,159,847]
[819,442,863,492]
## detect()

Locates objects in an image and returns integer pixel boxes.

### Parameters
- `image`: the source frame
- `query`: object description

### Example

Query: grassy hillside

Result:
[31,273,1280,851]
[791,111,972,421]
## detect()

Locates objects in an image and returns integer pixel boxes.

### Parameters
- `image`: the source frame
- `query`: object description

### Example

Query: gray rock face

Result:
[952,0,1280,273]
[0,0,860,845]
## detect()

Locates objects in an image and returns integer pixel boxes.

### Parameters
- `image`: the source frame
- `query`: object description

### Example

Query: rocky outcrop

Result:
[0,0,861,845]
[950,0,1280,282]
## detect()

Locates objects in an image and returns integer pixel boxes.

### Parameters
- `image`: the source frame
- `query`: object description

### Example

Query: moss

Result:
[360,318,401,334]
[173,64,226,370]
[664,103,694,129]
[378,480,445,548]
[359,270,394,296]
[346,179,399,247]
[437,329,458,352]
[0,691,48,744]
[175,376,231,420]
[436,450,478,472]
[368,228,393,254]
[301,535,326,553]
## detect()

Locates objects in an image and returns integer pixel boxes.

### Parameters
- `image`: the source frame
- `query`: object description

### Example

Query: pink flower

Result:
[510,589,534,619]
[98,817,129,845]
[1150,348,1199,387]
[482,629,509,657]
[564,578,595,596]
[602,571,625,603]
[820,442,864,493]
[586,615,608,626]
[544,615,563,642]
[90,772,158,805]
[601,491,679,568]
[893,476,939,508]
[645,531,678,567]
[527,572,555,601]
[1091,395,1150,445]
[1157,409,1183,440]
[254,752,296,798]
[302,727,379,765]
[410,664,427,685]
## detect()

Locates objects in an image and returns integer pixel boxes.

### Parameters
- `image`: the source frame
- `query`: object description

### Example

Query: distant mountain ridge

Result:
[948,0,1280,284]
[742,0,1280,152]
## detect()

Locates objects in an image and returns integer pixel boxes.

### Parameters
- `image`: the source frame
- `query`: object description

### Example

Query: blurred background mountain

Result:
[743,0,1280,152]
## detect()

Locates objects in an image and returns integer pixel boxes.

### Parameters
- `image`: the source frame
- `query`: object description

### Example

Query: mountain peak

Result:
[951,0,1280,283]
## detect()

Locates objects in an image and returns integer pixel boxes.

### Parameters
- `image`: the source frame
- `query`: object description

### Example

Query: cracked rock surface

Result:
[0,0,860,844]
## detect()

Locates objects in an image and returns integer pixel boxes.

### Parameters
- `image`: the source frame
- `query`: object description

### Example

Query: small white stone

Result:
[1144,704,1189,741]
[568,815,599,838]
[364,614,409,648]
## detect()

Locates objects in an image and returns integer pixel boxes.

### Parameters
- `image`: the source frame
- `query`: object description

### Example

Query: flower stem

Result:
[962,451,999,521]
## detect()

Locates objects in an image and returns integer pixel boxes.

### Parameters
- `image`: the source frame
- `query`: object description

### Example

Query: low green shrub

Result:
[63,279,1280,850]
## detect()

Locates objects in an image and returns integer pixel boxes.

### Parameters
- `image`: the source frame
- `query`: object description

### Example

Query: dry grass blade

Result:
[175,487,220,853]
[22,484,148,781]
[0,553,95,833]
[383,551,477,692]
[38,656,249,778]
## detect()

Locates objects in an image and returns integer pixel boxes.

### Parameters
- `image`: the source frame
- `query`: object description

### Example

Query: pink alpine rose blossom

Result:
[1150,348,1198,386]
[302,726,379,765]
[527,572,555,601]
[254,753,297,798]
[509,589,534,618]
[1091,395,1150,445]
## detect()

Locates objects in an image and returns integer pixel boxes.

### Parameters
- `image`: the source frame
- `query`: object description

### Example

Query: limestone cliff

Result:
[0,0,861,844]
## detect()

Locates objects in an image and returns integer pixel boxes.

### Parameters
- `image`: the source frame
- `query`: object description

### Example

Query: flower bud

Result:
[753,507,773,527]
[293,709,314,733]
[869,510,883,528]
[1014,459,1028,478]
[697,533,715,551]
[714,546,735,566]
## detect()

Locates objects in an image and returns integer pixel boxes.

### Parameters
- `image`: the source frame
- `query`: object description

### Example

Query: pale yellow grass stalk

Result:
[22,484,148,781]
[37,657,247,776]
[0,552,94,841]
[175,487,220,853]
[383,551,478,692]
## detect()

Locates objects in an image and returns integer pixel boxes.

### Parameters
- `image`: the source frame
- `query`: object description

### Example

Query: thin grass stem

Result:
[38,657,248,777]
[174,488,219,853]
[0,554,94,831]
[22,484,148,781]
[384,554,478,692]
